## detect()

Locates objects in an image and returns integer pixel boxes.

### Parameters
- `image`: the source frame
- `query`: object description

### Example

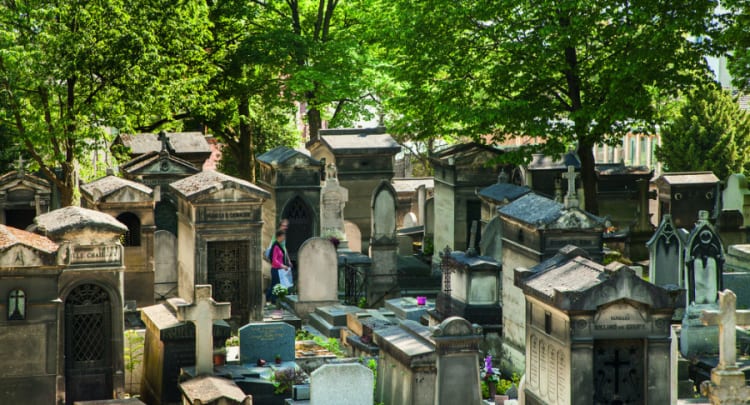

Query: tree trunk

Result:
[577,142,599,215]
[58,162,78,207]
[307,107,322,142]
[238,100,255,182]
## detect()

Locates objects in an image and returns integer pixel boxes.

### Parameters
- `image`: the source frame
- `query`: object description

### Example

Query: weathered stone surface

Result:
[179,375,252,404]
[239,322,295,364]
[310,363,373,405]
[297,238,338,302]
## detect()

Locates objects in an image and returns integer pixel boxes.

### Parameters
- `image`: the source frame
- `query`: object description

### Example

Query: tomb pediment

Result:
[169,171,270,203]
[257,146,320,168]
[81,175,153,204]
[120,151,200,177]
[0,224,58,267]
[546,208,606,230]
[0,171,51,194]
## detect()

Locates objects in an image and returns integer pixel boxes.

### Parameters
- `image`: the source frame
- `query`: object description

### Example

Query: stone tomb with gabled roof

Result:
[516,245,681,405]
[170,170,270,323]
[257,146,322,262]
[114,131,212,169]
[497,191,607,375]
[0,160,53,229]
[0,207,129,404]
[81,175,156,306]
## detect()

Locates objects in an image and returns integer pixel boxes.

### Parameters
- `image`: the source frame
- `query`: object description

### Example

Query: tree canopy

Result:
[375,0,719,213]
[0,0,212,205]
[656,85,750,179]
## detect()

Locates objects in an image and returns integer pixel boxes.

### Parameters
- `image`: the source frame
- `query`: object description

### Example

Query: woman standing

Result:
[266,230,290,305]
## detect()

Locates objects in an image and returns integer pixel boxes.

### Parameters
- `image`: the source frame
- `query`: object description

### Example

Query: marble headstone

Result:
[238,322,295,364]
[372,185,397,242]
[310,363,374,405]
[297,237,338,302]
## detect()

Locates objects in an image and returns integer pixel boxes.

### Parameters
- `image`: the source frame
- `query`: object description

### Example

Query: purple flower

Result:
[484,355,493,374]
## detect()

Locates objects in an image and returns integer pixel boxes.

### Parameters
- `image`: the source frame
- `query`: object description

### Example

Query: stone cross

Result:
[561,165,579,209]
[700,289,750,370]
[15,154,25,176]
[176,285,231,375]
[158,130,170,153]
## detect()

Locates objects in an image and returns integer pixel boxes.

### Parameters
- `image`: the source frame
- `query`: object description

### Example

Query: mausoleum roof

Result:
[446,251,501,271]
[0,224,58,253]
[81,175,153,201]
[527,151,580,170]
[169,170,271,200]
[117,131,211,155]
[517,245,680,311]
[655,171,719,186]
[498,193,564,225]
[317,127,401,154]
[31,206,128,237]
[478,182,530,203]
[257,146,321,167]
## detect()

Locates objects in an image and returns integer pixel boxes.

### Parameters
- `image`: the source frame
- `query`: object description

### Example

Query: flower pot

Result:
[488,381,497,399]
[416,296,427,306]
[213,352,226,367]
[275,358,282,365]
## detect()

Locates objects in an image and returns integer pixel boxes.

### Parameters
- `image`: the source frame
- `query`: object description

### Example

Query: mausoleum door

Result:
[207,241,250,319]
[282,196,313,261]
[64,284,113,405]
[593,339,644,405]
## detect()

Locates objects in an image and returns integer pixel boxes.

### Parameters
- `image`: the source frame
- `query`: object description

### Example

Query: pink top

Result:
[271,244,285,269]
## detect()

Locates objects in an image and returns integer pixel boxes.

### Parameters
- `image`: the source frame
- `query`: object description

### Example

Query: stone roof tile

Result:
[118,132,211,155]
[80,175,153,201]
[169,170,270,199]
[0,224,58,253]
[32,206,127,236]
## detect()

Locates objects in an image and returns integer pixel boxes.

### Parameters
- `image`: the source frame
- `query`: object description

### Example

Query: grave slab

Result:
[310,363,374,405]
[239,322,296,364]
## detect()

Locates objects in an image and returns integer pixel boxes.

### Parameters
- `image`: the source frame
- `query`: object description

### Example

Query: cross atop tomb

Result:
[561,165,579,209]
[158,130,172,154]
[700,289,750,370]
[176,285,231,375]
[15,154,25,176]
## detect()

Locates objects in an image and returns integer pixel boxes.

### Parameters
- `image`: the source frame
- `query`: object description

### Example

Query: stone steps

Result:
[308,313,344,338]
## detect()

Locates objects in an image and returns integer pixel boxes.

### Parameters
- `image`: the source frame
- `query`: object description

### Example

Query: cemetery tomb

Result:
[81,175,156,306]
[239,322,296,365]
[654,171,719,229]
[308,127,400,252]
[289,237,340,318]
[646,214,686,287]
[369,181,400,306]
[309,363,374,405]
[680,211,725,358]
[722,173,750,227]
[431,142,515,255]
[170,170,270,322]
[179,375,253,405]
[113,131,212,169]
[477,173,531,227]
[524,151,580,199]
[498,191,606,374]
[0,225,60,405]
[140,298,231,405]
[0,157,52,229]
[257,146,322,261]
[119,145,200,190]
[392,177,434,228]
[31,206,130,404]
[432,317,484,405]
[516,245,680,405]
[595,163,653,231]
[435,246,502,328]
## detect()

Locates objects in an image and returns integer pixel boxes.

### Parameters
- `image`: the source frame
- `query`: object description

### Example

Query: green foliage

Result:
[656,85,750,180]
[124,330,145,395]
[313,336,344,357]
[374,0,719,213]
[358,297,368,309]
[295,329,315,341]
[270,368,306,395]
[0,0,212,205]
[225,334,240,347]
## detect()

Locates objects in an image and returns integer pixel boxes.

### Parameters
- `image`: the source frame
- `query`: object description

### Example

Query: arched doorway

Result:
[65,283,113,404]
[116,212,141,246]
[282,196,314,261]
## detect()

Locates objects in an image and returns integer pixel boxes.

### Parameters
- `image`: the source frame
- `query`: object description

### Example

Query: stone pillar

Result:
[417,185,426,226]
[432,317,483,405]
[646,338,673,404]
[570,340,594,405]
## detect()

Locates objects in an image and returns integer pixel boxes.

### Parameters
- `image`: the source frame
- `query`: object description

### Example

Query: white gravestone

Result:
[297,238,338,302]
[373,188,396,240]
[154,230,178,299]
[310,363,374,405]
[176,285,231,375]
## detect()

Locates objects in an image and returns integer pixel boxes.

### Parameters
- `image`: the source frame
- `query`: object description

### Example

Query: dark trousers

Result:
[266,268,281,303]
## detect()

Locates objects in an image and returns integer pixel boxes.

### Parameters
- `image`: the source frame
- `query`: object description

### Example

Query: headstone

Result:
[403,212,418,228]
[344,221,362,253]
[176,285,231,375]
[320,164,349,240]
[310,363,374,405]
[479,216,503,262]
[369,181,400,305]
[239,322,295,364]
[433,317,484,405]
[722,173,750,227]
[685,211,723,306]
[646,214,685,287]
[699,290,750,404]
[291,237,340,318]
[154,230,178,300]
